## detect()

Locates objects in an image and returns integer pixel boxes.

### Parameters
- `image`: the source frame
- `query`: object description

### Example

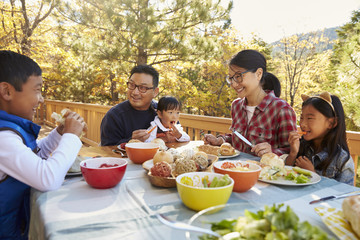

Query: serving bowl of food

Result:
[80,157,127,189]
[213,160,261,193]
[185,202,331,240]
[176,172,234,211]
[125,142,159,164]
[144,149,218,188]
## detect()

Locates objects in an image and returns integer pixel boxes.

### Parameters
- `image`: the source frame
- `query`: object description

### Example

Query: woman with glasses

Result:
[100,65,159,146]
[204,50,297,157]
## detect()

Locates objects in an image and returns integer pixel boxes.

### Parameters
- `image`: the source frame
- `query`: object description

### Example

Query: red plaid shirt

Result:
[226,91,297,156]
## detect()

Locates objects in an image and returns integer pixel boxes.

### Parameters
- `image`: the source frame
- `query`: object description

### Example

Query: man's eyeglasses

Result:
[226,69,253,85]
[126,82,155,93]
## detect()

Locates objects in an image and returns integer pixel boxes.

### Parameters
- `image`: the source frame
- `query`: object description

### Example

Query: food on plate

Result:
[260,153,284,168]
[150,162,172,178]
[180,174,232,188]
[259,154,311,184]
[151,138,167,151]
[193,151,209,170]
[128,139,142,143]
[342,195,360,237]
[174,158,197,176]
[219,143,236,156]
[153,151,174,165]
[260,165,311,184]
[220,161,251,171]
[199,203,331,240]
[198,144,220,156]
[119,142,127,149]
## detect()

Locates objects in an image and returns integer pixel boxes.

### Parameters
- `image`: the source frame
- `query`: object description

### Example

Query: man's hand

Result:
[131,129,150,142]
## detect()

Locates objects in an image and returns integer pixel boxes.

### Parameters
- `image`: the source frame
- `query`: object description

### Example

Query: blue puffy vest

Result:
[0,110,40,239]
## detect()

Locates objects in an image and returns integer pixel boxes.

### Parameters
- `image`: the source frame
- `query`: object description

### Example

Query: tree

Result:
[328,10,360,130]
[0,0,58,55]
[57,0,232,66]
[273,33,329,107]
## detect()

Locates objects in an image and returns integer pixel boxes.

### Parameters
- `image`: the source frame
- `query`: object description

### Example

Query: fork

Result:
[156,213,222,238]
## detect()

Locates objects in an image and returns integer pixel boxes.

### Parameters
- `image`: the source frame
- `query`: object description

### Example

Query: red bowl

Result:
[80,157,127,189]
[213,160,261,193]
[125,142,159,164]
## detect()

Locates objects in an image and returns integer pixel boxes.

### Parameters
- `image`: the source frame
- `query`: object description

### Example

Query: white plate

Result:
[218,150,241,159]
[258,166,321,186]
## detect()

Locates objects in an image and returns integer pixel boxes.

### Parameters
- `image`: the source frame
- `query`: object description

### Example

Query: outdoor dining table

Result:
[29,141,360,240]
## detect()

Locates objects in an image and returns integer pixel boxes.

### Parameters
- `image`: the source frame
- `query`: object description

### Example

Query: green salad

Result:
[199,204,333,240]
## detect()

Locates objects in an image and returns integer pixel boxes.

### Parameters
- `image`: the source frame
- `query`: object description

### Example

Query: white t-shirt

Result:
[0,128,82,191]
[246,105,256,124]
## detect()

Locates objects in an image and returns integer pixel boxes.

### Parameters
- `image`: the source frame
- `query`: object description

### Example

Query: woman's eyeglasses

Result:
[126,82,155,93]
[226,69,253,85]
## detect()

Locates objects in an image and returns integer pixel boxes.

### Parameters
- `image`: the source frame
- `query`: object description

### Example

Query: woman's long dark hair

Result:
[299,95,350,175]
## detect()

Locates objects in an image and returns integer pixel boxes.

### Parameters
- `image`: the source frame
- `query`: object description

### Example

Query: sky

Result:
[230,0,360,43]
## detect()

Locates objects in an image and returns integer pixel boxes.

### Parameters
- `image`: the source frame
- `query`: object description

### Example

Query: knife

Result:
[309,191,360,204]
[233,130,253,147]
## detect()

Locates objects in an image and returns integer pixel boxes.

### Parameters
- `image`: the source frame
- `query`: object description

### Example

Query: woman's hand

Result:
[295,156,315,172]
[203,134,224,146]
[251,142,272,157]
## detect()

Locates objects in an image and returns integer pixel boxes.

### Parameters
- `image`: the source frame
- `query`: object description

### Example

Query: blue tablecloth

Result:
[29,142,359,240]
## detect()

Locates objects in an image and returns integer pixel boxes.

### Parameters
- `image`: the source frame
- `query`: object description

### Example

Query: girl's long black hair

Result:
[299,95,350,175]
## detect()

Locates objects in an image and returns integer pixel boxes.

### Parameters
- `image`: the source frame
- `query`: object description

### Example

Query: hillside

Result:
[270,27,339,54]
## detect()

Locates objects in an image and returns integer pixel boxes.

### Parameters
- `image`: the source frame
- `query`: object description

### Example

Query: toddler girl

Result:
[285,92,355,185]
[145,96,190,143]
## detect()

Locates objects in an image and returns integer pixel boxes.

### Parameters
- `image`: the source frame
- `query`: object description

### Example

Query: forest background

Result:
[1,0,360,131]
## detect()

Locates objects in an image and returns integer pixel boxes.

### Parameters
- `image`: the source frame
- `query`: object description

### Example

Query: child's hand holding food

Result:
[52,109,87,137]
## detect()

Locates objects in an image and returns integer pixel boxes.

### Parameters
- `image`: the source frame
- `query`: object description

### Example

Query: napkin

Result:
[314,207,359,240]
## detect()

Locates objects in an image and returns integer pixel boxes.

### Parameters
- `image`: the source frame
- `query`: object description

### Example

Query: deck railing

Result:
[35,99,360,184]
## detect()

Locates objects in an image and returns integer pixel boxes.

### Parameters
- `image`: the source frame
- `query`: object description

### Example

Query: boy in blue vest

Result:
[0,50,87,239]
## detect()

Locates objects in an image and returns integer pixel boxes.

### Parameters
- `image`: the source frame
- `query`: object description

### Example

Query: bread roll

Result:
[174,159,197,176]
[151,138,167,151]
[128,139,142,143]
[153,151,174,165]
[260,153,284,168]
[342,195,360,237]
[220,143,235,156]
[193,151,209,170]
[198,145,220,156]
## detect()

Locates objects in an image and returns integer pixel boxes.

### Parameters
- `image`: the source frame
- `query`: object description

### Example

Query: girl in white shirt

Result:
[145,96,190,143]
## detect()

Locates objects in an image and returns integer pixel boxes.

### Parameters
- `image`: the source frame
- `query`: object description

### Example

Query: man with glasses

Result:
[100,65,159,146]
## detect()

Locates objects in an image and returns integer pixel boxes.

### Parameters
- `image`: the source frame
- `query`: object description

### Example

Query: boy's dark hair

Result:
[0,50,42,91]
[130,65,159,88]
[157,96,181,112]
[299,95,350,175]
